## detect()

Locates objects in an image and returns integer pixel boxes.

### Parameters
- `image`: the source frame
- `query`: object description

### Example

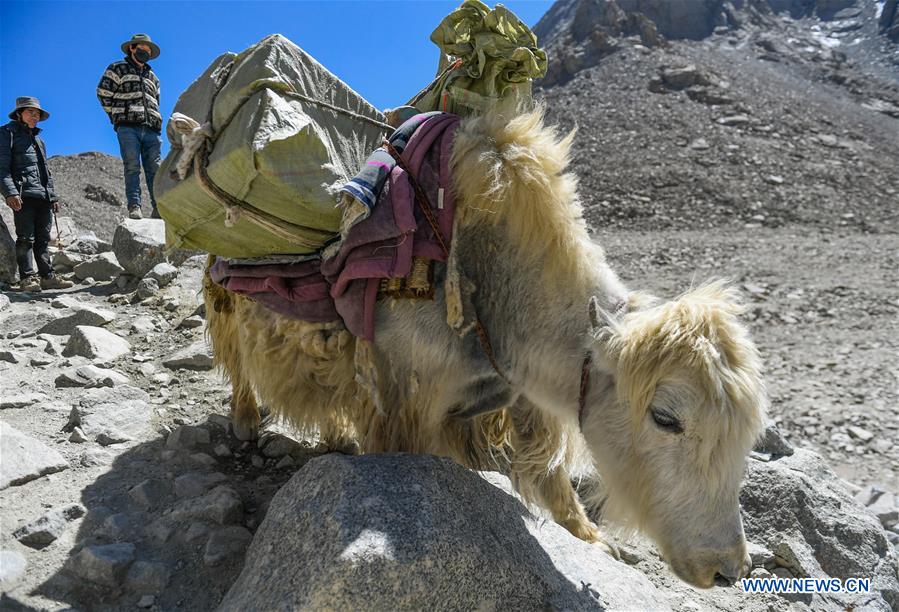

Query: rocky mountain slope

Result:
[535,0,899,86]
[0,229,896,609]
[531,0,899,495]
[48,152,153,241]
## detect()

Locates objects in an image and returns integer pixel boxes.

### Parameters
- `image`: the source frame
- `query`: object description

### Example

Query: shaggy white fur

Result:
[204,107,766,587]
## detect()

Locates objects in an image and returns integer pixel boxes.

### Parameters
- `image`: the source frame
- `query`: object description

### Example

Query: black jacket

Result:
[96,56,162,131]
[0,120,57,203]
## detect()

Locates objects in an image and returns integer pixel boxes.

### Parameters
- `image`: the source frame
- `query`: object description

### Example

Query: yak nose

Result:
[715,552,752,585]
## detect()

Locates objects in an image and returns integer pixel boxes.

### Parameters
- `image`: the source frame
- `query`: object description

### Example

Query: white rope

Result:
[170,112,214,180]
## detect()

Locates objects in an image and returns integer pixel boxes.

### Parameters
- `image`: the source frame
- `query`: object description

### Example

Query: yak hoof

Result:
[316,439,360,455]
[231,419,259,441]
[596,537,621,560]
[566,520,619,559]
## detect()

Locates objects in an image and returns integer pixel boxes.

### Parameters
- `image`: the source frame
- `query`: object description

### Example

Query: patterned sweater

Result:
[96,56,162,132]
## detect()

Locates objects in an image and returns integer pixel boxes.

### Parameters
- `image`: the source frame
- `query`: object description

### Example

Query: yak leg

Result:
[203,256,262,441]
[320,413,359,454]
[437,373,517,467]
[230,377,261,441]
[446,374,516,420]
[507,402,605,546]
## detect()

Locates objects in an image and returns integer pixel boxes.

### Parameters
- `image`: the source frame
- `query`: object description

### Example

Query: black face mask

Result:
[133,48,151,63]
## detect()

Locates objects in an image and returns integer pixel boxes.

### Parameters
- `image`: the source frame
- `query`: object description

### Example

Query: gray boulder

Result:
[136,277,160,300]
[125,560,171,593]
[113,219,167,277]
[63,325,131,362]
[146,262,179,288]
[0,349,23,364]
[67,386,153,445]
[742,449,899,610]
[12,503,86,549]
[659,64,712,90]
[73,252,124,281]
[52,249,91,272]
[52,216,79,246]
[55,364,130,388]
[163,341,213,371]
[66,543,136,587]
[0,392,43,409]
[220,454,667,611]
[68,232,112,255]
[169,485,243,525]
[0,205,17,284]
[0,422,68,490]
[753,420,794,457]
[166,425,211,450]
[0,308,61,337]
[204,526,253,566]
[38,299,117,335]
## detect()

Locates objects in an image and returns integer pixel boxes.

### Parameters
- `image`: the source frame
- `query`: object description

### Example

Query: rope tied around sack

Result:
[169,112,247,230]
[170,113,213,181]
[166,59,390,248]
[171,114,326,243]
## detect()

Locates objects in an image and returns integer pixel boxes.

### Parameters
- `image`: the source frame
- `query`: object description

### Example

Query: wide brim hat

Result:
[121,33,161,59]
[8,96,49,121]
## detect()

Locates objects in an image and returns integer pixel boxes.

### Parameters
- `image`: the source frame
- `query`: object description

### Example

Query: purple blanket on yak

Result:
[209,112,460,341]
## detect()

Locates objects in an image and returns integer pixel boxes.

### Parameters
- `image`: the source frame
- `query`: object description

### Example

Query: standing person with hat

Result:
[96,33,163,220]
[0,97,73,292]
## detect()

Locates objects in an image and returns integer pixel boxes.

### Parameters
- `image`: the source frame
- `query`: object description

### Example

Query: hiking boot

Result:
[128,207,143,219]
[150,207,162,219]
[40,275,74,290]
[19,275,41,292]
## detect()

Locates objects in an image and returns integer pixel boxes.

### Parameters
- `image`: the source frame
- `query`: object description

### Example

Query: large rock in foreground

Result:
[742,449,899,610]
[112,219,166,277]
[220,454,668,611]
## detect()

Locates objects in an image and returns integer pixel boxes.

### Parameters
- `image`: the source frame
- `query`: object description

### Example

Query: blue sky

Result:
[0,1,552,157]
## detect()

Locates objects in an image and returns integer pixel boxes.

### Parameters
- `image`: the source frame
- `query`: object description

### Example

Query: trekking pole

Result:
[53,211,63,249]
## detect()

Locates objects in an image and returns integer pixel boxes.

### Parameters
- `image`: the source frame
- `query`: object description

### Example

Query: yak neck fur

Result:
[450,107,608,298]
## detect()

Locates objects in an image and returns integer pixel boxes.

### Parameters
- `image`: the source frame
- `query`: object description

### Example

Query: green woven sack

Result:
[408,0,547,116]
[156,34,390,258]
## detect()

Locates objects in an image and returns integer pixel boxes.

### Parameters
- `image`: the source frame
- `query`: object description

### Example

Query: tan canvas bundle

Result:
[156,35,390,258]
[156,3,545,259]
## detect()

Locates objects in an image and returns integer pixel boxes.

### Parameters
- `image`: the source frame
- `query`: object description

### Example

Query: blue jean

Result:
[116,125,162,211]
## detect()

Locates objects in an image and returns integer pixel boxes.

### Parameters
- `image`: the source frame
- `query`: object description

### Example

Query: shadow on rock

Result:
[21,426,667,611]
[219,453,665,611]
[26,415,320,611]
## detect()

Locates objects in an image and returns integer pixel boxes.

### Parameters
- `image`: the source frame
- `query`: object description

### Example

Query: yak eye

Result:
[651,409,684,434]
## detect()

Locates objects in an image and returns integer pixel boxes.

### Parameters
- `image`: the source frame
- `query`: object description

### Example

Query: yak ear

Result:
[588,296,615,335]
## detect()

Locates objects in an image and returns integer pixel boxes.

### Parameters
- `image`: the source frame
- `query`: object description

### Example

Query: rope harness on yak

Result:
[383,139,510,386]
[578,297,629,430]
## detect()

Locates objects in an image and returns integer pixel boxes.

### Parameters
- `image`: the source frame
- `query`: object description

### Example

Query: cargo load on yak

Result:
[409,0,546,117]
[157,0,545,263]
[155,34,391,258]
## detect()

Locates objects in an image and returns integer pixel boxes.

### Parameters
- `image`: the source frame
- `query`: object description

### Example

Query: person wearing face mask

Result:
[96,33,163,220]
[1,97,74,292]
